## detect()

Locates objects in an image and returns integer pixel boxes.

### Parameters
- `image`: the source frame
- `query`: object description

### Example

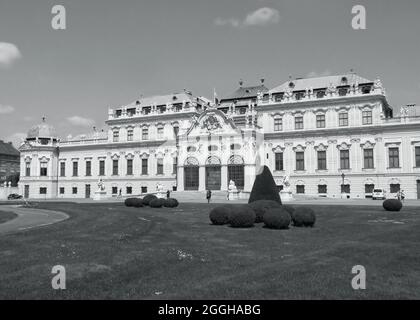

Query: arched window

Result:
[184,157,199,166]
[228,155,244,165]
[205,156,221,166]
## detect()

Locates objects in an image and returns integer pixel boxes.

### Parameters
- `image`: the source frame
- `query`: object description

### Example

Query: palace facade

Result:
[18,73,420,199]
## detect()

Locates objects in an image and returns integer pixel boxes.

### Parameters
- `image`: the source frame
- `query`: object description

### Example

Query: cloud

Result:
[214,7,280,28]
[306,70,332,78]
[67,116,95,127]
[0,104,15,114]
[5,132,27,148]
[0,42,22,67]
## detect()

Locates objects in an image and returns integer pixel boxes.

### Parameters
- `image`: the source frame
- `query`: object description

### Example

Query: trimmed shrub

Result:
[383,199,403,212]
[124,198,137,207]
[228,205,256,228]
[282,205,295,215]
[150,198,165,208]
[132,198,144,208]
[143,194,158,206]
[164,198,179,208]
[209,206,232,225]
[249,200,282,223]
[248,166,282,204]
[263,207,291,229]
[292,207,316,227]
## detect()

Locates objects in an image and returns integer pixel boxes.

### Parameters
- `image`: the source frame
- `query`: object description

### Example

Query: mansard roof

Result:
[270,74,373,93]
[221,84,268,101]
[121,90,208,108]
[0,140,19,156]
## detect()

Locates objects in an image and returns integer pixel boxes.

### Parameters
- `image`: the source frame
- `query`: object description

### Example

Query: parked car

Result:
[372,189,386,200]
[7,193,23,200]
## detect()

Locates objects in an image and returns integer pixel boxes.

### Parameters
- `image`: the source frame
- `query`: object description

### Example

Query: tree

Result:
[248,165,281,204]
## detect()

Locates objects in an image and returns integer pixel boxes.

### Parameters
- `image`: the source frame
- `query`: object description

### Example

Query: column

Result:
[199,166,206,191]
[177,166,184,191]
[221,165,228,191]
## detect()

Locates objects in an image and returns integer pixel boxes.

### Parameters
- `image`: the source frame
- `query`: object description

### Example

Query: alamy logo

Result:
[352,5,366,30]
[351,265,366,290]
[51,5,66,30]
[51,265,66,290]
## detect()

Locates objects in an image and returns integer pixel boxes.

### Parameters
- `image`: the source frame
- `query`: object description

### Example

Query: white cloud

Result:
[0,42,22,67]
[5,132,27,148]
[67,116,95,127]
[0,104,15,114]
[306,70,332,78]
[214,7,280,28]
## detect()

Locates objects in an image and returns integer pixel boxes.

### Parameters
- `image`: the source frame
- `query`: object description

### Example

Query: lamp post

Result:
[341,172,345,196]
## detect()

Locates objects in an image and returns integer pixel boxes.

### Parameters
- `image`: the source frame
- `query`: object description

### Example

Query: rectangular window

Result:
[60,162,65,177]
[142,158,148,175]
[40,162,48,176]
[363,149,374,169]
[362,110,372,125]
[317,151,327,170]
[390,184,400,193]
[72,162,78,177]
[113,130,119,142]
[173,157,177,174]
[296,185,305,194]
[112,159,119,175]
[142,128,149,140]
[316,114,326,128]
[295,116,304,130]
[296,152,305,171]
[72,187,77,195]
[340,150,350,169]
[274,117,282,131]
[25,162,31,176]
[126,186,132,195]
[339,112,348,127]
[341,184,350,194]
[415,147,420,167]
[389,148,400,168]
[127,129,133,141]
[275,153,284,171]
[112,186,118,195]
[39,187,47,195]
[85,161,91,176]
[318,185,327,194]
[127,159,133,175]
[365,184,374,194]
[157,127,164,139]
[141,186,148,193]
[157,158,164,175]
[59,187,65,195]
[99,160,105,176]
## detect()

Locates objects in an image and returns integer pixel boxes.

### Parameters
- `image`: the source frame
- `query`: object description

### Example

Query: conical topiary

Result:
[248,165,282,204]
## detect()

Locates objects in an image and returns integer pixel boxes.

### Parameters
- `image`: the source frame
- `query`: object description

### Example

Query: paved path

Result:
[0,205,69,235]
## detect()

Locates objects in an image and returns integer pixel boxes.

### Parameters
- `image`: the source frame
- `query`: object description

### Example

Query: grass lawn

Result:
[0,211,17,224]
[0,201,419,299]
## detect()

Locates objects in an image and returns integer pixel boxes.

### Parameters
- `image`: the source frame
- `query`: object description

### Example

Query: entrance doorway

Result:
[24,185,29,199]
[85,184,91,198]
[184,157,199,191]
[205,156,221,190]
[228,155,244,189]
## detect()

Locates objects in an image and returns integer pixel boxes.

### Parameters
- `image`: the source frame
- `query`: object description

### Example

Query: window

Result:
[59,187,65,195]
[173,157,177,174]
[126,159,133,175]
[99,160,105,176]
[142,128,149,140]
[390,184,400,193]
[296,185,305,194]
[141,158,148,175]
[113,130,119,142]
[39,187,47,195]
[60,162,65,177]
[296,152,305,171]
[40,162,48,176]
[72,162,78,177]
[127,128,133,141]
[365,184,374,195]
[25,162,31,176]
[340,150,350,169]
[126,186,132,195]
[415,146,420,167]
[275,153,284,171]
[318,185,327,194]
[295,116,304,130]
[157,127,164,139]
[72,187,78,195]
[112,186,118,195]
[363,149,374,169]
[274,117,282,131]
[339,112,348,126]
[389,148,400,168]
[141,186,148,193]
[112,159,119,175]
[341,184,350,193]
[316,114,326,128]
[362,110,372,125]
[86,161,91,176]
[317,151,327,170]
[157,158,164,175]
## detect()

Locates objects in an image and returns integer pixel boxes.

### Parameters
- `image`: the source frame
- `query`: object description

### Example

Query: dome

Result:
[27,117,57,139]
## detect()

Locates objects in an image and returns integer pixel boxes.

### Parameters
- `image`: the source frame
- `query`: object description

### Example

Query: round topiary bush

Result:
[292,207,316,227]
[282,205,295,216]
[131,198,144,208]
[150,198,165,208]
[124,198,137,207]
[164,198,179,208]
[248,200,282,223]
[263,207,291,229]
[209,205,232,225]
[383,199,403,212]
[143,194,158,206]
[228,205,256,228]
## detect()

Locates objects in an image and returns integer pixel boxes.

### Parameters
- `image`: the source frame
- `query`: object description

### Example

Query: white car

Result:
[372,189,386,200]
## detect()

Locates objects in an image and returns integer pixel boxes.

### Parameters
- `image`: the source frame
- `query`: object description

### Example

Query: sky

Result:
[1,0,419,147]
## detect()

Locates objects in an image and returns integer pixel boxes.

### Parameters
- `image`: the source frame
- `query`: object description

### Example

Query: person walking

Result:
[206,189,212,203]
[166,190,170,199]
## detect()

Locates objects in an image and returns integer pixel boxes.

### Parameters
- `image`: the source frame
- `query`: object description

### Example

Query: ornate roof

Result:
[27,118,57,139]
[0,140,19,156]
[222,84,268,101]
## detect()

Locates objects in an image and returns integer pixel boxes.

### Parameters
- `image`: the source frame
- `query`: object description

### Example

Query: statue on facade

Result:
[97,179,105,192]
[280,175,294,202]
[228,180,238,200]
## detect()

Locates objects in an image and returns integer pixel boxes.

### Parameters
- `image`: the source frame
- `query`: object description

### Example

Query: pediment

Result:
[186,109,240,137]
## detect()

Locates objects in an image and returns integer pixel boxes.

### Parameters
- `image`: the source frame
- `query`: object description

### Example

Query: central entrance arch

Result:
[205,156,221,190]
[184,157,199,190]
[228,155,244,189]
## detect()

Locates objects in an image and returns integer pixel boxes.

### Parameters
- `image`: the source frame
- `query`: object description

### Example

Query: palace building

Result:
[18,73,420,199]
